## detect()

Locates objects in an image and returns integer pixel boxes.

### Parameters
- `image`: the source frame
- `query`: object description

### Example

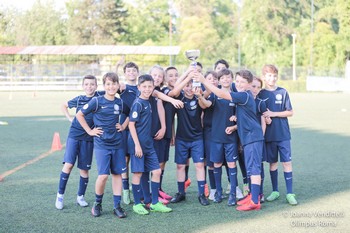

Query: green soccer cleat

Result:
[266,191,280,202]
[150,202,172,213]
[132,203,149,215]
[286,193,298,206]
[123,189,131,205]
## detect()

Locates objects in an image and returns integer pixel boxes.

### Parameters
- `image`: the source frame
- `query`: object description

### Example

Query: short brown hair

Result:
[262,64,278,75]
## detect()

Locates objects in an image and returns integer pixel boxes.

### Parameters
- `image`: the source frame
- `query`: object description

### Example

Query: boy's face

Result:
[104,78,119,96]
[150,69,164,87]
[82,79,97,97]
[215,63,226,73]
[235,75,250,92]
[125,67,139,82]
[206,73,218,87]
[166,69,178,88]
[138,81,154,99]
[263,72,278,87]
[183,82,194,98]
[251,79,262,97]
[219,74,233,88]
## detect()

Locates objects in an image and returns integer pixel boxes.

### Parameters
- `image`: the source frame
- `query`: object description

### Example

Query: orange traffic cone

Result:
[51,132,62,151]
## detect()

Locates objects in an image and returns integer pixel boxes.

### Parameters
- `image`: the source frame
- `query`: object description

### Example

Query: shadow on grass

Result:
[0,117,349,232]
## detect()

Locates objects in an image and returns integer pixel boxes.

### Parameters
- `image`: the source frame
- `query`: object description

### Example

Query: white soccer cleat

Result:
[236,186,244,199]
[55,193,64,210]
[77,195,89,207]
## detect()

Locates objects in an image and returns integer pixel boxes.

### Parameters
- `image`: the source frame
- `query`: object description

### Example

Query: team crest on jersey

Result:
[275,94,283,104]
[114,104,120,114]
[132,111,138,118]
[83,103,89,109]
[190,100,197,110]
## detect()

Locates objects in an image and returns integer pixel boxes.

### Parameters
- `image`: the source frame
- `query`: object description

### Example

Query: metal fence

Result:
[0,63,346,91]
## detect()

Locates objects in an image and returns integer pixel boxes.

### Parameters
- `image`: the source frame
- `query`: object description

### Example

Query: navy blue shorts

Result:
[131,149,160,173]
[175,139,204,164]
[243,141,263,176]
[210,141,238,164]
[265,140,291,163]
[94,148,127,175]
[154,138,169,163]
[63,137,93,170]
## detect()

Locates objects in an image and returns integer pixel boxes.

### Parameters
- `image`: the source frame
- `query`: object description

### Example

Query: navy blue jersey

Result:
[211,95,238,143]
[119,84,139,125]
[258,87,292,142]
[150,86,161,136]
[81,96,129,149]
[255,98,268,124]
[162,86,176,139]
[202,93,214,140]
[67,91,104,141]
[128,98,154,153]
[229,91,264,146]
[175,92,203,141]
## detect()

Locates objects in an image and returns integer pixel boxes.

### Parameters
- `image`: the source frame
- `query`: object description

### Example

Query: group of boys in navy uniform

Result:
[55,60,297,218]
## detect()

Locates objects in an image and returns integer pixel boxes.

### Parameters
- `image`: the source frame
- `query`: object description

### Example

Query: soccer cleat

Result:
[260,194,265,203]
[236,200,261,211]
[55,193,64,210]
[133,203,149,215]
[286,194,298,206]
[198,194,210,206]
[266,191,280,202]
[170,192,186,203]
[184,178,191,191]
[159,190,172,200]
[91,202,102,217]
[208,189,216,201]
[158,196,169,205]
[204,184,209,197]
[237,193,251,206]
[150,202,172,213]
[227,194,236,206]
[113,204,127,218]
[225,183,231,194]
[122,189,131,205]
[243,183,250,196]
[236,186,244,199]
[76,195,89,207]
[213,191,223,203]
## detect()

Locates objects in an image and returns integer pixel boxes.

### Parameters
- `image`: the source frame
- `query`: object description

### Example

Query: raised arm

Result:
[153,90,184,109]
[196,73,232,101]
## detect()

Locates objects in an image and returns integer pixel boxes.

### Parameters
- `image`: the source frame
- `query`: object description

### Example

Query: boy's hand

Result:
[116,123,125,132]
[263,108,275,118]
[89,127,103,137]
[225,126,236,135]
[194,87,203,97]
[171,99,184,109]
[229,115,237,122]
[135,144,143,158]
[154,127,165,140]
[116,55,125,68]
[265,116,272,124]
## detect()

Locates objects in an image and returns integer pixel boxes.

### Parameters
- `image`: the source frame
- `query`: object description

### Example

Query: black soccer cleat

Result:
[113,204,127,218]
[227,194,236,206]
[91,202,102,217]
[170,192,186,203]
[198,194,210,206]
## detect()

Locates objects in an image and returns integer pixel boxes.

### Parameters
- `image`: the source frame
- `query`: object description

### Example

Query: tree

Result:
[66,0,128,45]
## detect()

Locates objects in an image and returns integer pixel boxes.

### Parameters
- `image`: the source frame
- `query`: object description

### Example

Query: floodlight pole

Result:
[292,33,296,81]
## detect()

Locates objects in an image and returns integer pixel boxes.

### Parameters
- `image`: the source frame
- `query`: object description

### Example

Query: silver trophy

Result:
[185,49,201,87]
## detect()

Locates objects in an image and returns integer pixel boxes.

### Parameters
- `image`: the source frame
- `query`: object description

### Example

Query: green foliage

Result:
[0,0,349,73]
